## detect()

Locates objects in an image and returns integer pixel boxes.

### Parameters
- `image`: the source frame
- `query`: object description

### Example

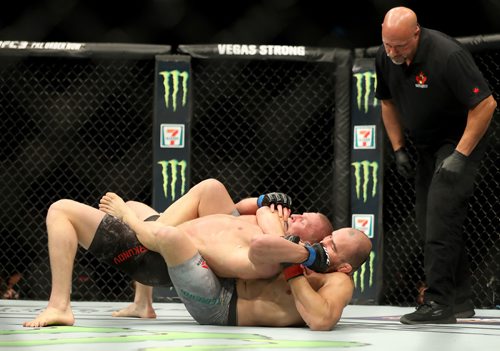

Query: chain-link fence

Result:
[380,40,500,308]
[0,45,169,301]
[189,58,338,218]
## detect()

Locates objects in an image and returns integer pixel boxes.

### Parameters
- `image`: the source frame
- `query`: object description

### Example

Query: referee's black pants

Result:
[414,136,488,307]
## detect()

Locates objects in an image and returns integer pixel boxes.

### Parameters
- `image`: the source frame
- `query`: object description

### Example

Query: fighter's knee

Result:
[47,199,72,216]
[46,199,74,226]
[199,178,226,192]
[153,226,181,248]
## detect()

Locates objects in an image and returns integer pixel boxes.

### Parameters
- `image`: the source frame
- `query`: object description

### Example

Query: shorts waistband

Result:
[227,286,238,326]
[144,214,160,222]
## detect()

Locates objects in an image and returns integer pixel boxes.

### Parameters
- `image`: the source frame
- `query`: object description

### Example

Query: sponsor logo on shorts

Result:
[195,256,209,269]
[158,70,189,111]
[180,289,221,305]
[113,245,148,265]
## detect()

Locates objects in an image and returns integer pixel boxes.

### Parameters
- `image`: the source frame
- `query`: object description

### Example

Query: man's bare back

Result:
[236,270,353,327]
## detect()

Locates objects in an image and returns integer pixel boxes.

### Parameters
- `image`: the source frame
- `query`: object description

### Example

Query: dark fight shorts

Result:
[88,214,171,286]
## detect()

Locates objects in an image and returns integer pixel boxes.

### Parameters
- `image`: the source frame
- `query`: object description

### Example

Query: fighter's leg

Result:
[99,179,237,318]
[111,281,157,319]
[125,200,160,221]
[157,178,238,225]
[24,200,105,327]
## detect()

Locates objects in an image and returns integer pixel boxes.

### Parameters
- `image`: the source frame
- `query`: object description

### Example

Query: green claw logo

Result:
[354,251,375,292]
[351,161,378,203]
[158,159,187,201]
[159,70,189,111]
[353,71,377,114]
[0,326,370,348]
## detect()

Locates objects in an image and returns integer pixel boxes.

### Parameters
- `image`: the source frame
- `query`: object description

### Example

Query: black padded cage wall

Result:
[0,42,170,301]
[178,45,352,229]
[363,35,500,308]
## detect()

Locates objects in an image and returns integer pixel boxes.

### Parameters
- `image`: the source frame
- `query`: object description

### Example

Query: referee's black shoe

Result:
[454,299,475,318]
[400,301,456,324]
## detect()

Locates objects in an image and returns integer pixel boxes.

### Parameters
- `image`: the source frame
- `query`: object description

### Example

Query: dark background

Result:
[1,0,499,49]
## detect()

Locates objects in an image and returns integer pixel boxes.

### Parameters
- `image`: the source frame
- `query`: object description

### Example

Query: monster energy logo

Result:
[159,70,189,111]
[353,71,377,113]
[157,159,187,201]
[0,326,369,348]
[354,251,375,292]
[351,161,378,203]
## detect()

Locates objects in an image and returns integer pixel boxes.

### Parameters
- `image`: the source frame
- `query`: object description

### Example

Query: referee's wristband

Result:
[301,245,316,267]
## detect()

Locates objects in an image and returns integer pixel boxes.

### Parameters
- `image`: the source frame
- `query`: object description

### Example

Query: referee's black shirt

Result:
[375,27,491,146]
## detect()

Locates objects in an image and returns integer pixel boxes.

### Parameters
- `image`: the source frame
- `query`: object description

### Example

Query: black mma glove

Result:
[283,234,300,244]
[435,150,467,176]
[302,243,330,273]
[280,235,301,269]
[257,192,292,209]
[394,147,413,179]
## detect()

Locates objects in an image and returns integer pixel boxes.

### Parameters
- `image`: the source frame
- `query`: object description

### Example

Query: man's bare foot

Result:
[23,307,74,327]
[111,303,157,319]
[99,192,135,221]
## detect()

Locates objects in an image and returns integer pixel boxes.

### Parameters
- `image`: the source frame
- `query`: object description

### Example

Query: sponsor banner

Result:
[217,44,306,57]
[352,214,374,238]
[353,251,376,294]
[160,124,185,148]
[353,70,378,114]
[153,56,191,211]
[354,125,376,149]
[157,159,187,202]
[351,58,383,303]
[0,40,84,50]
[351,160,378,203]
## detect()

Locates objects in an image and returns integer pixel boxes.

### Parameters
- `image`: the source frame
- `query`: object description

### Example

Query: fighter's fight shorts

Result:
[88,214,171,286]
[168,252,238,326]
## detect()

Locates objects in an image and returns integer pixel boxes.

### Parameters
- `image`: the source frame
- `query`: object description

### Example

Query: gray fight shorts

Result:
[168,252,238,326]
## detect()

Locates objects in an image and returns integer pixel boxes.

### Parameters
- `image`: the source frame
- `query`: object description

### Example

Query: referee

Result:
[375,6,497,324]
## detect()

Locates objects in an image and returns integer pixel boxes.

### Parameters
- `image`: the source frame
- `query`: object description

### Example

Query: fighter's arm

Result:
[255,206,287,236]
[287,270,353,331]
[248,234,309,265]
[235,197,260,214]
[236,193,292,221]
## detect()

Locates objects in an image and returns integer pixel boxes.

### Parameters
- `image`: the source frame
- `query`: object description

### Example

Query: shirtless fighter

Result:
[99,191,372,330]
[24,181,336,327]
[24,179,370,330]
[107,179,333,319]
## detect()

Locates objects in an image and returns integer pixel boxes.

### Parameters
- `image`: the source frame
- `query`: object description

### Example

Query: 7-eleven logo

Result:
[161,124,185,148]
[354,125,376,149]
[352,214,374,238]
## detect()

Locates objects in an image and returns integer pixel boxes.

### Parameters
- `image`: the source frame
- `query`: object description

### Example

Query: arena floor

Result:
[1,300,498,351]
